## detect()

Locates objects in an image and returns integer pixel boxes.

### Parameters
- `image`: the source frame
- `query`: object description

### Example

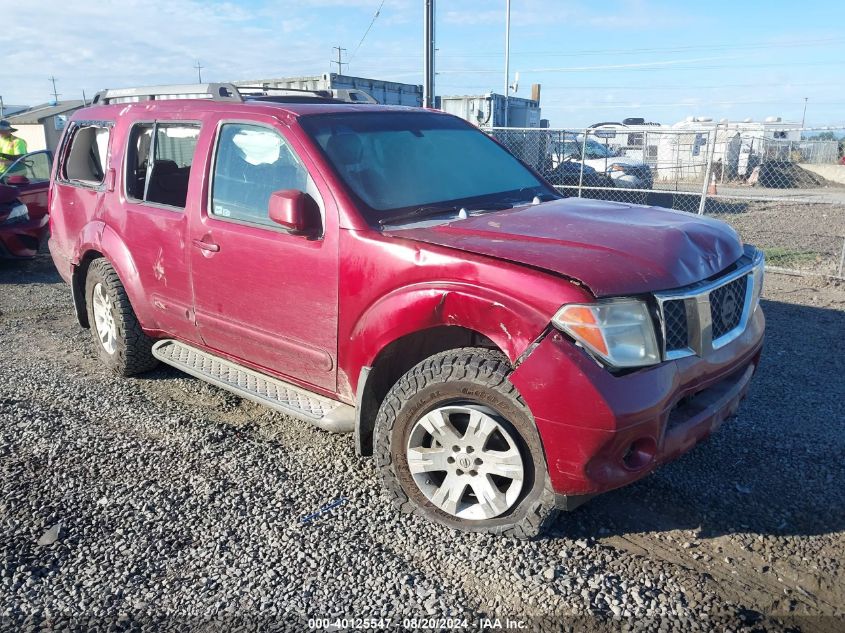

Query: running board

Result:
[151,340,354,433]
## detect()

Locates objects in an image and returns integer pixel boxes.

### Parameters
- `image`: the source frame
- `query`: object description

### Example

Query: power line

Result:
[351,36,845,60]
[542,98,845,110]
[507,36,845,58]
[349,0,386,64]
[436,81,836,91]
[431,59,845,75]
[344,57,844,78]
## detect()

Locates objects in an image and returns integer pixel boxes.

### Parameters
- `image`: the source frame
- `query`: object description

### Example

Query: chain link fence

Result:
[487,125,845,281]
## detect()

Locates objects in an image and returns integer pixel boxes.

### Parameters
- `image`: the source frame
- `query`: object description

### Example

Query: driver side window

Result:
[210,123,308,228]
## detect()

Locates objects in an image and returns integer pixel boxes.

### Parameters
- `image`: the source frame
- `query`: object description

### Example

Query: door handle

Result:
[192,239,220,252]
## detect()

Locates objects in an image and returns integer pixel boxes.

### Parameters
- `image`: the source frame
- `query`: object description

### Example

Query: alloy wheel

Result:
[406,405,525,520]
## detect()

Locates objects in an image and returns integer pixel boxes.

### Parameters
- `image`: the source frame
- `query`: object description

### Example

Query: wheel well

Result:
[355,326,504,457]
[71,250,103,328]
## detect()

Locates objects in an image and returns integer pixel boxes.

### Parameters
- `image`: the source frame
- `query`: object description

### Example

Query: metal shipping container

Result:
[438,93,541,128]
[235,74,423,107]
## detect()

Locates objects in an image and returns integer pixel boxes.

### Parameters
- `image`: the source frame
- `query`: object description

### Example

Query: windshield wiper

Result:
[499,191,559,205]
[379,202,514,227]
[379,205,460,226]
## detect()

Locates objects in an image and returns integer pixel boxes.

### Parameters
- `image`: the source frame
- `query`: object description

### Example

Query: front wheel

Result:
[374,348,557,538]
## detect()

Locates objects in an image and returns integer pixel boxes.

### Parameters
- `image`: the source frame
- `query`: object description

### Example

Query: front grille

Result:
[663,300,688,351]
[710,276,747,340]
[655,250,759,361]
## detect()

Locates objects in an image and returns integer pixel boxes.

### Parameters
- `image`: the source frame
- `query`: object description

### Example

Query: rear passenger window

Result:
[211,123,308,227]
[126,122,199,209]
[62,125,110,186]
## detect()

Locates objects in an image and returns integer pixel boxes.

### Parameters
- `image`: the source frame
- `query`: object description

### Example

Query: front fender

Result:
[347,282,553,374]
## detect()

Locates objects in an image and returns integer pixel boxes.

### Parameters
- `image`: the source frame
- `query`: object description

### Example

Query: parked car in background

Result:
[0,150,52,258]
[544,160,609,189]
[551,137,653,189]
[48,84,764,538]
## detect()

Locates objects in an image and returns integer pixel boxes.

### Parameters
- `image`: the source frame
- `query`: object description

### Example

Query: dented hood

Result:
[383,197,744,297]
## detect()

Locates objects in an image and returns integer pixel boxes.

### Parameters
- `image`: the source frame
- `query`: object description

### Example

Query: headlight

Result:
[751,250,765,312]
[2,202,29,225]
[552,299,660,368]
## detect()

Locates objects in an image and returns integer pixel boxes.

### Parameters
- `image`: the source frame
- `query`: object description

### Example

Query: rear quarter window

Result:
[59,123,112,187]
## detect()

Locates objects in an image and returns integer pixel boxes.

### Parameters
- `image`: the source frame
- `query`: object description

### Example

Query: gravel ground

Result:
[1,254,843,632]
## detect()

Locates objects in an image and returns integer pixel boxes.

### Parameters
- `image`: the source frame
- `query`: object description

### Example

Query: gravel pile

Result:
[1,255,843,632]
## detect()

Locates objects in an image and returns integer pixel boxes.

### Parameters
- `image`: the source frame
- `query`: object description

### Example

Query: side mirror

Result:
[268,189,315,234]
[5,174,30,185]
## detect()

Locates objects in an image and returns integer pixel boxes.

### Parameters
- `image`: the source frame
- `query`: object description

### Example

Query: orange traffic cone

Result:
[707,171,717,195]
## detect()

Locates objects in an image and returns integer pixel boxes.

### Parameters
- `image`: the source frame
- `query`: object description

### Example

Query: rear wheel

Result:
[85,259,158,376]
[375,348,557,538]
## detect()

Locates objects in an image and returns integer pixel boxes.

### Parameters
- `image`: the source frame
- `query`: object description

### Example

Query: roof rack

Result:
[90,82,378,106]
[92,83,243,105]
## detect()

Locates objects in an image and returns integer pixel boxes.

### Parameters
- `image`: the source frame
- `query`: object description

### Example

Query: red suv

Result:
[48,84,765,537]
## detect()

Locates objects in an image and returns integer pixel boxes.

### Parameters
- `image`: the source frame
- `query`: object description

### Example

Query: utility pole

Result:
[801,97,808,130]
[503,0,511,127]
[194,60,204,83]
[423,0,435,108]
[332,46,348,74]
[49,76,61,102]
[0,96,4,118]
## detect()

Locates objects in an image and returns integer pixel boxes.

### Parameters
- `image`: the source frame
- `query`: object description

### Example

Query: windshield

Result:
[300,112,554,223]
[585,139,616,159]
[558,138,616,160]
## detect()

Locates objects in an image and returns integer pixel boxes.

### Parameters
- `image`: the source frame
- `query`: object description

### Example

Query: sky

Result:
[2,0,844,128]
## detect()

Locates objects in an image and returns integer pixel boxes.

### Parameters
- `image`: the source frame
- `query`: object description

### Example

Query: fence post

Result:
[837,237,845,279]
[698,127,718,215]
[577,129,588,198]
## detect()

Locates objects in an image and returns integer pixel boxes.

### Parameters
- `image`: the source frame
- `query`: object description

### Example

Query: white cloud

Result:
[0,0,415,103]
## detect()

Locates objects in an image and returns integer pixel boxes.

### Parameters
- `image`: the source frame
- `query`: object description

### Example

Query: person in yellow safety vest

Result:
[0,120,28,175]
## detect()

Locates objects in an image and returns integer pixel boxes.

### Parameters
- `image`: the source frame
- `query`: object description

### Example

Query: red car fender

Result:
[346,282,552,379]
[72,221,157,330]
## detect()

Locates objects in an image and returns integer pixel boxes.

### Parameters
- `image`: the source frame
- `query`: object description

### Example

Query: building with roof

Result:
[6,100,86,152]
[0,104,31,118]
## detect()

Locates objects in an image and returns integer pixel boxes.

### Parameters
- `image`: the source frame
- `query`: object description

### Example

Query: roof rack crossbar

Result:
[236,85,328,94]
[92,83,243,105]
[235,85,335,99]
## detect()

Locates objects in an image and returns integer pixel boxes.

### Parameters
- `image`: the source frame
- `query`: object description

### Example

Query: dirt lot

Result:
[1,254,843,632]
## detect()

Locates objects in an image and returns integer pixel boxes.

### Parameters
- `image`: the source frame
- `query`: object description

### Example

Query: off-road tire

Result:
[374,348,558,539]
[85,258,158,377]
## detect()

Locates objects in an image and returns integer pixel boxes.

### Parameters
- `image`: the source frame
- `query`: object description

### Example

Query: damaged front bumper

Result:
[510,307,765,508]
[0,215,48,259]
